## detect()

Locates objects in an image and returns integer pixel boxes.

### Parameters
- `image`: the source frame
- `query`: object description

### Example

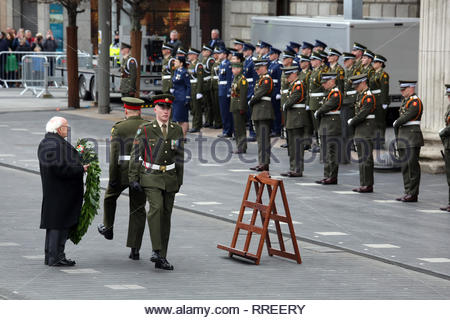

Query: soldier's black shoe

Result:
[155,258,174,271]
[150,250,162,263]
[50,258,76,267]
[311,146,321,153]
[217,133,232,138]
[129,248,140,260]
[280,143,288,148]
[213,125,223,129]
[304,145,311,151]
[188,128,201,133]
[203,122,211,128]
[97,224,113,240]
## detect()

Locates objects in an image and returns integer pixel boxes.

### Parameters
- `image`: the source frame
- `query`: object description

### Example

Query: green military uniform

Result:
[120,52,137,97]
[211,57,223,128]
[348,75,377,189]
[230,65,248,153]
[128,95,184,268]
[315,78,343,182]
[370,54,390,148]
[161,55,175,94]
[299,61,312,142]
[188,51,204,130]
[202,52,216,126]
[394,85,424,198]
[439,85,450,210]
[282,68,311,176]
[100,98,148,255]
[249,62,274,169]
[328,63,345,94]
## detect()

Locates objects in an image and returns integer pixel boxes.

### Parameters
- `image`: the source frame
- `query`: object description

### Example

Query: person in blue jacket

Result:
[171,55,191,138]
[243,42,258,142]
[268,47,282,137]
[217,47,234,138]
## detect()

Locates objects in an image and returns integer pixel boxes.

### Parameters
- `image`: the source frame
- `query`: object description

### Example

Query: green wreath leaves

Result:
[70,138,102,244]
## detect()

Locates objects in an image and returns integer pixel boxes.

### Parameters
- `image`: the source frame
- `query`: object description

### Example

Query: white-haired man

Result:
[38,116,89,266]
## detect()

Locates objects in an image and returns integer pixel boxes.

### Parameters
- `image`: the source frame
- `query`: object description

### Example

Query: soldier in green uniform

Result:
[314,73,343,185]
[342,52,361,162]
[327,48,345,93]
[187,48,204,133]
[347,74,376,193]
[393,81,424,203]
[119,43,137,97]
[128,94,184,270]
[210,47,223,129]
[351,42,367,72]
[249,59,274,172]
[359,50,375,82]
[230,62,248,153]
[280,48,297,148]
[299,54,312,150]
[439,84,450,211]
[280,66,311,177]
[98,98,148,260]
[161,43,175,94]
[201,45,215,128]
[306,51,327,153]
[370,54,390,149]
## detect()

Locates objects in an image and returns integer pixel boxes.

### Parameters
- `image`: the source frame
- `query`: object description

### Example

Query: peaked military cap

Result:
[302,41,314,50]
[282,49,296,59]
[188,48,201,55]
[176,55,186,64]
[269,47,281,56]
[399,80,417,88]
[314,40,327,49]
[162,43,174,51]
[321,72,337,83]
[216,46,229,54]
[176,47,187,55]
[352,42,367,51]
[317,50,328,59]
[243,43,255,51]
[227,47,237,54]
[122,97,144,110]
[233,39,245,45]
[350,74,368,86]
[259,41,272,49]
[310,51,323,61]
[342,52,356,60]
[445,84,450,96]
[289,41,301,49]
[121,42,131,49]
[232,51,244,61]
[299,54,311,62]
[256,40,262,47]
[328,48,342,56]
[363,49,375,59]
[281,66,299,75]
[150,94,175,108]
[202,44,214,52]
[254,58,270,68]
[373,54,387,63]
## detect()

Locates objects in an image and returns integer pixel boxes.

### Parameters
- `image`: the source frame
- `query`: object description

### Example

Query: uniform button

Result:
[165,151,168,153]
[165,141,168,143]
[164,160,167,163]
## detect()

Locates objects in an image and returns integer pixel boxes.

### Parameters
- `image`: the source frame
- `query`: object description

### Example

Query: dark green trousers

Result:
[103,184,147,249]
[446,149,450,204]
[254,119,272,166]
[398,147,421,196]
[287,128,310,173]
[232,111,247,152]
[356,138,374,187]
[204,87,213,124]
[211,85,223,127]
[374,104,387,149]
[144,187,176,258]
[191,91,203,129]
[321,135,341,179]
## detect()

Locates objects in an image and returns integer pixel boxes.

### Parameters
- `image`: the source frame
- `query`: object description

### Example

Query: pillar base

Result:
[420,130,445,174]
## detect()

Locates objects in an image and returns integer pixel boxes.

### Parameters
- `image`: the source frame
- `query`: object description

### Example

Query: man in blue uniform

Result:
[268,47,282,137]
[217,47,233,138]
[243,43,258,142]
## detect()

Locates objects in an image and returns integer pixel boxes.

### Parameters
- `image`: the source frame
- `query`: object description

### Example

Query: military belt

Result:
[213,76,219,80]
[310,92,325,97]
[372,89,381,94]
[247,78,254,83]
[190,79,198,83]
[272,79,279,84]
[403,120,421,126]
[204,76,211,81]
[282,89,289,94]
[118,155,131,161]
[325,111,341,115]
[219,81,228,85]
[292,104,306,109]
[365,114,375,119]
[345,90,357,96]
[162,75,172,80]
[142,162,176,172]
[261,96,271,101]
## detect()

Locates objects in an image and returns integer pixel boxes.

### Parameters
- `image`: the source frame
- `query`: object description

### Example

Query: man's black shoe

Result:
[97,224,113,240]
[188,128,201,133]
[280,143,288,148]
[50,258,76,267]
[203,122,211,128]
[155,257,174,270]
[217,133,232,138]
[213,125,223,129]
[150,250,162,263]
[129,248,140,260]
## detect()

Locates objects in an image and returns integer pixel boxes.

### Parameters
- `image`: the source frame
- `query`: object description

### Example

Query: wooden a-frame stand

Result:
[217,172,302,265]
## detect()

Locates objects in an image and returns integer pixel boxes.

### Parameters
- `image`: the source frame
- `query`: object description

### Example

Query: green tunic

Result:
[120,55,137,96]
[188,59,204,129]
[230,72,248,152]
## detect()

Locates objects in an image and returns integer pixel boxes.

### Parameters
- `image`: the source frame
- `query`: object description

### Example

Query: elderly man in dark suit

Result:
[38,116,88,266]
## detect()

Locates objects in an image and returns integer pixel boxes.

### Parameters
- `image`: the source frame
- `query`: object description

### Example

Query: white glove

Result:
[347,118,353,126]
[276,94,281,100]
[439,127,445,135]
[393,120,398,128]
[196,93,203,100]
[170,88,175,94]
[314,111,320,119]
[282,104,286,111]
[227,94,231,98]
[382,104,388,110]
[306,105,310,111]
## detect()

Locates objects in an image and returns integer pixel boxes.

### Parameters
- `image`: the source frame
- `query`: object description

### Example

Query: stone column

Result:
[418,0,450,173]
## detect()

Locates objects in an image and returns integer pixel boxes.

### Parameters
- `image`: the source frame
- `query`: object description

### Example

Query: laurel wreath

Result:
[69,138,102,244]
